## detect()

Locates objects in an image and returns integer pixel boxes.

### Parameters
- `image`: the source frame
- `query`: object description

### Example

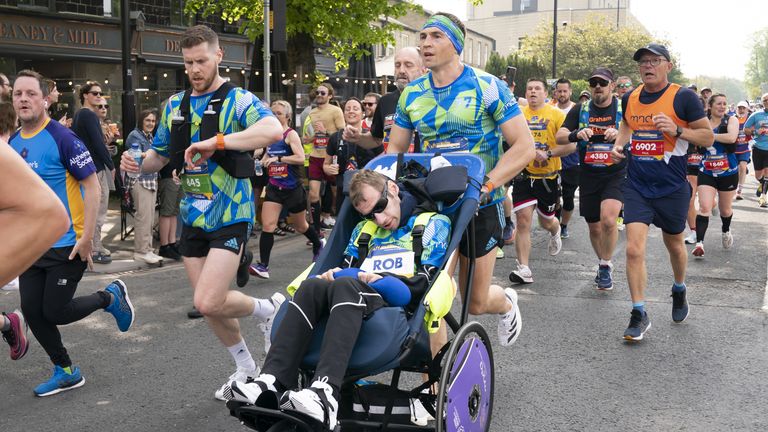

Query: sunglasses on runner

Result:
[98,104,108,109]
[618,83,632,88]
[360,181,389,220]
[316,91,328,96]
[588,78,610,88]
[363,102,376,107]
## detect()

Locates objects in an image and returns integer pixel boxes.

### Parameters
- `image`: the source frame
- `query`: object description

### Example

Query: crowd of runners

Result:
[0,10,764,429]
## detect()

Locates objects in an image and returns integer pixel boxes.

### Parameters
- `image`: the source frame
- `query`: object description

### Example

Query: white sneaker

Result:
[722,231,734,249]
[1,277,19,291]
[259,292,286,354]
[410,391,435,426]
[548,226,562,256]
[230,373,278,404]
[215,367,260,401]
[509,260,533,284]
[281,377,338,428]
[496,248,505,259]
[684,231,697,245]
[134,252,162,265]
[498,288,522,346]
[322,217,336,227]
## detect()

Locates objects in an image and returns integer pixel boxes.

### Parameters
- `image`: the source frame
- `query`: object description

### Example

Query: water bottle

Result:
[127,142,142,178]
[254,158,263,176]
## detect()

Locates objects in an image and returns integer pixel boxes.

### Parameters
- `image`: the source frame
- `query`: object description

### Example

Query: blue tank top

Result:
[267,128,300,189]
[700,116,738,177]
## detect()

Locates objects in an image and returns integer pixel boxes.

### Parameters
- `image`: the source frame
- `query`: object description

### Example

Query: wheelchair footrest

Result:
[227,400,329,432]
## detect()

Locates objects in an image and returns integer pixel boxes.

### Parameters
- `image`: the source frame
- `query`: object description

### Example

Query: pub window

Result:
[171,0,193,27]
[18,0,51,9]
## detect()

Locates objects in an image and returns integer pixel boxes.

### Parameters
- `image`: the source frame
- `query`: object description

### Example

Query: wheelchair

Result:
[228,153,495,432]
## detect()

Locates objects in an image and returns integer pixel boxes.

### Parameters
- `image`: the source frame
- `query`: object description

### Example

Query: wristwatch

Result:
[216,132,226,150]
[546,150,552,159]
[674,126,683,138]
[278,155,283,163]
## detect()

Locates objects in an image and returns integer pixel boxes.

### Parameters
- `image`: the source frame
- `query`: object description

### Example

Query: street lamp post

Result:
[552,0,558,79]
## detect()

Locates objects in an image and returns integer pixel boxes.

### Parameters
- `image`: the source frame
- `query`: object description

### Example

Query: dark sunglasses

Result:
[360,181,389,220]
[617,83,632,89]
[98,104,109,109]
[89,91,102,96]
[588,78,610,88]
[363,102,376,107]
[316,91,328,96]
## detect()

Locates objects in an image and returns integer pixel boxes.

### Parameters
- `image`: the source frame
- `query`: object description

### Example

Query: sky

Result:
[413,0,765,80]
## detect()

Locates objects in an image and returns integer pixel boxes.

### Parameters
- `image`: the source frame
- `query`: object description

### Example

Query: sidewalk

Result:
[89,197,303,275]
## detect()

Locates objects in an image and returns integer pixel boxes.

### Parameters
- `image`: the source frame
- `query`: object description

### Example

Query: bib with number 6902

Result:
[630,131,665,161]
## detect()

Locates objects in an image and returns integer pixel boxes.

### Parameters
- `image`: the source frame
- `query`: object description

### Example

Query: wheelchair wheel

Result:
[435,321,494,432]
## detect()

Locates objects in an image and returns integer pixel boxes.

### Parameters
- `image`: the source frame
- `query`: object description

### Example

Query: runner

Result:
[556,67,626,290]
[250,100,323,280]
[734,101,752,200]
[616,76,634,98]
[120,25,284,399]
[9,70,135,396]
[509,78,567,284]
[610,44,713,341]
[386,12,534,346]
[743,93,768,207]
[551,78,579,239]
[691,94,739,257]
[684,126,704,245]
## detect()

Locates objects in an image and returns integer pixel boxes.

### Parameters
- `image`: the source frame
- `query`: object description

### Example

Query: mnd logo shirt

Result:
[9,118,97,248]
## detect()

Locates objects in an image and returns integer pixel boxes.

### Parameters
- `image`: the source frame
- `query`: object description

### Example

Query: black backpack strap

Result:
[168,90,193,172]
[411,224,424,269]
[200,81,236,141]
[354,233,372,268]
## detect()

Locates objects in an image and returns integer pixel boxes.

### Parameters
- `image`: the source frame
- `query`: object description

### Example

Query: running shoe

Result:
[671,288,689,323]
[322,217,336,228]
[34,365,85,397]
[509,261,533,284]
[735,192,744,201]
[560,226,570,239]
[616,217,625,231]
[92,252,112,265]
[259,292,286,354]
[596,265,614,291]
[757,183,763,197]
[158,244,182,260]
[280,377,338,428]
[684,231,697,245]
[215,367,260,401]
[760,196,768,208]
[237,250,253,287]
[231,373,278,404]
[548,226,562,256]
[502,221,516,245]
[2,309,29,360]
[498,288,522,346]
[249,263,270,279]
[313,238,326,262]
[623,309,651,341]
[722,231,734,249]
[187,306,203,319]
[692,242,705,258]
[496,248,505,259]
[104,279,134,332]
[2,277,19,291]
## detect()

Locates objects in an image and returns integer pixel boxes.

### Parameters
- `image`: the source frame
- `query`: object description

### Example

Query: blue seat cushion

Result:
[271,304,409,375]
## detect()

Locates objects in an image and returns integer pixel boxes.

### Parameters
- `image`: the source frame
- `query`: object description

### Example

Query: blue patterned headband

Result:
[422,15,465,55]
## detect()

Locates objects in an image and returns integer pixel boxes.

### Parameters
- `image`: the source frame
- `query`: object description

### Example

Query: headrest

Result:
[424,165,468,205]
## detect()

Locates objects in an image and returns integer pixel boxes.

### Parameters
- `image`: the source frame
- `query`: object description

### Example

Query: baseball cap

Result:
[633,43,671,61]
[701,87,712,92]
[589,67,614,82]
[687,84,698,91]
[579,91,591,99]
[737,101,749,108]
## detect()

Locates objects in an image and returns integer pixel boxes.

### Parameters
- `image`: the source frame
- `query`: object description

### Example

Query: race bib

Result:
[630,131,665,161]
[422,136,469,153]
[687,153,703,167]
[314,133,329,151]
[736,133,748,145]
[703,154,728,173]
[268,163,288,178]
[181,163,213,200]
[583,143,613,167]
[359,249,415,276]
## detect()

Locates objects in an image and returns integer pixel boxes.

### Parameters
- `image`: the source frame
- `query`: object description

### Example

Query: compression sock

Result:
[632,302,645,314]
[310,202,322,231]
[0,315,9,332]
[721,214,733,232]
[762,177,768,196]
[695,215,709,242]
[251,297,275,320]
[227,339,256,372]
[672,282,686,293]
[304,227,322,253]
[259,232,274,266]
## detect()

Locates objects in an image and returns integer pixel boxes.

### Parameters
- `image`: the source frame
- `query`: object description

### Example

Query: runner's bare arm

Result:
[712,116,739,144]
[283,130,306,164]
[385,125,413,154]
[487,115,535,186]
[611,121,631,161]
[679,117,715,148]
[0,142,70,285]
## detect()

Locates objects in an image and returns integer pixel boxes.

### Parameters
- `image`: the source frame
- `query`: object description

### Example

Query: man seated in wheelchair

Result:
[230,169,451,428]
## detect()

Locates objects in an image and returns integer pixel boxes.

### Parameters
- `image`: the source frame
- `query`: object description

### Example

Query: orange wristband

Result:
[483,180,494,192]
[216,132,225,151]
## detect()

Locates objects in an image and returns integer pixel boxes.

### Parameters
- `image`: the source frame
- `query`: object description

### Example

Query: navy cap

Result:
[633,43,671,62]
[589,67,614,82]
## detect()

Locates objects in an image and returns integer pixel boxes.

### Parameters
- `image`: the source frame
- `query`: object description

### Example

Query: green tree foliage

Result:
[518,15,686,85]
[689,76,747,105]
[184,0,421,72]
[484,51,548,99]
[745,29,768,99]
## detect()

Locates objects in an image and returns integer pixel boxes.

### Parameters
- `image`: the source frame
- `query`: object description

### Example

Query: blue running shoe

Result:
[34,365,85,397]
[596,265,613,291]
[671,288,689,323]
[623,309,651,341]
[104,279,134,332]
[560,226,569,239]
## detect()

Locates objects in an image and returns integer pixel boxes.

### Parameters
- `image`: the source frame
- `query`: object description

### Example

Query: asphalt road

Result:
[1,184,767,431]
